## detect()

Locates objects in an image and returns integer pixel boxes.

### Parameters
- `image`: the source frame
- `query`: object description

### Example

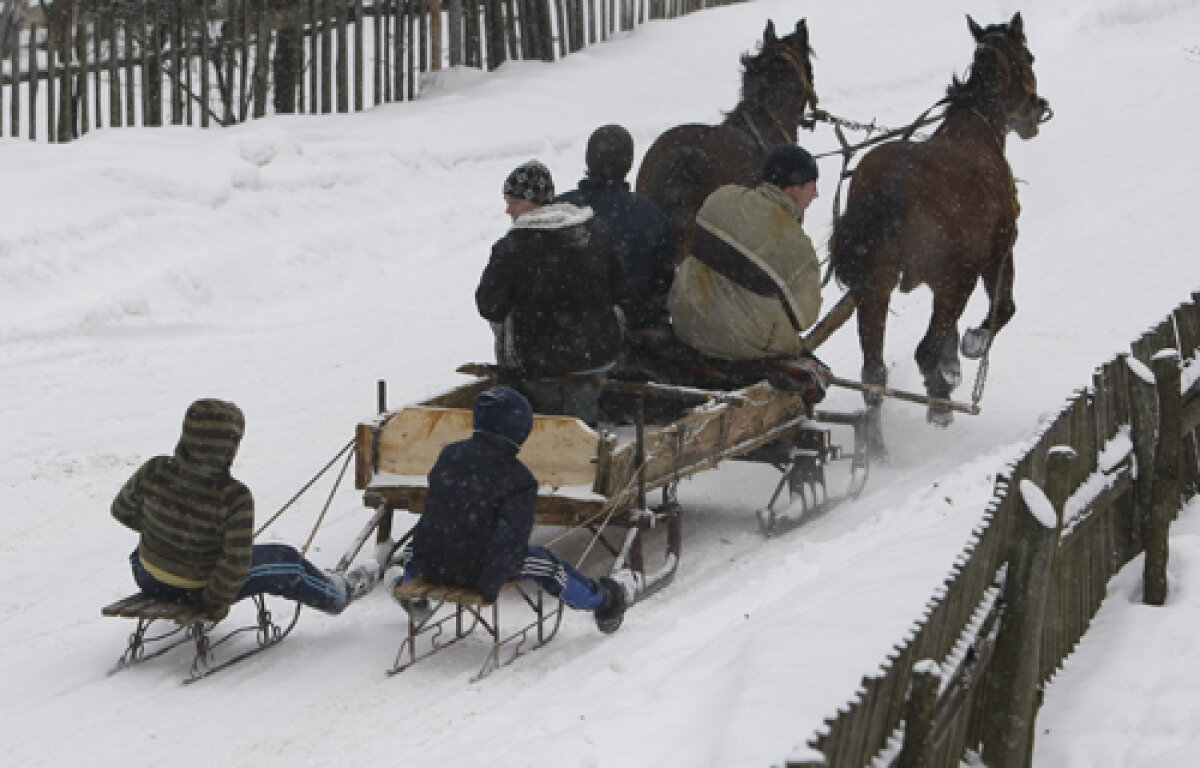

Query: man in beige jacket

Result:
[667,144,830,399]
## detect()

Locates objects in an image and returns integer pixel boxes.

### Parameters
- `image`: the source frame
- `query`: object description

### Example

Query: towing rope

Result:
[253,438,356,556]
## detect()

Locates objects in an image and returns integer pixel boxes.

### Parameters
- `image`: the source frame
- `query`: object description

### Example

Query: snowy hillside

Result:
[2,1,1199,766]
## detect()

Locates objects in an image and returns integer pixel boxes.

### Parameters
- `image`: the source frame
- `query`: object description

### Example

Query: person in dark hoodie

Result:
[112,398,379,621]
[476,160,629,427]
[388,387,627,633]
[556,125,675,334]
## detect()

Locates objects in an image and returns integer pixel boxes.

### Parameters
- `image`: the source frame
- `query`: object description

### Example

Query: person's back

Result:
[669,181,821,360]
[394,387,628,632]
[665,144,832,401]
[409,430,537,602]
[113,399,378,619]
[557,125,674,332]
[113,398,254,611]
[477,160,629,426]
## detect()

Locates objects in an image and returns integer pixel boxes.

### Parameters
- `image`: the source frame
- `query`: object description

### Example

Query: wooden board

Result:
[600,381,810,502]
[374,405,601,489]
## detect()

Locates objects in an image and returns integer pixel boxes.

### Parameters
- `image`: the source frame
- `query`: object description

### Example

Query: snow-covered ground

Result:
[2,1,1198,766]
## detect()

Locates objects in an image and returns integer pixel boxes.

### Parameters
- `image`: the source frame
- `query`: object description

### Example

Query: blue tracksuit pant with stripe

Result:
[130,543,348,615]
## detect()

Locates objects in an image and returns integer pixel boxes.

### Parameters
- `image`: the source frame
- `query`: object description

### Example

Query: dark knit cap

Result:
[502,160,555,204]
[473,386,534,449]
[585,124,634,181]
[762,144,819,188]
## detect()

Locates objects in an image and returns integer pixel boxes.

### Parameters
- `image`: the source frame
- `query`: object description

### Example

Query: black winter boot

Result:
[594,577,627,634]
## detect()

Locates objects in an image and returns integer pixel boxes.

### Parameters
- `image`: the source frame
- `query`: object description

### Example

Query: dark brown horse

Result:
[635,19,818,263]
[829,13,1050,444]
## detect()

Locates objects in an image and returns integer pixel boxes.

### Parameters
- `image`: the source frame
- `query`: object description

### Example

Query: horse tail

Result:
[829,180,907,295]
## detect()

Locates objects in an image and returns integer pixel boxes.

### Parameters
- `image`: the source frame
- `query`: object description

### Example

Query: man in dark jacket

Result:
[113,398,378,620]
[557,125,675,333]
[476,160,630,427]
[390,387,627,633]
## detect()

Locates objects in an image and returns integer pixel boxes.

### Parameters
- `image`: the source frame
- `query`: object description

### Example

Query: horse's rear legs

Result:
[855,292,890,460]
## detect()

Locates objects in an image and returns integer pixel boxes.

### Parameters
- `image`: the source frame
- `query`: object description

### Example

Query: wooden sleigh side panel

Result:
[599,382,811,503]
[356,379,612,525]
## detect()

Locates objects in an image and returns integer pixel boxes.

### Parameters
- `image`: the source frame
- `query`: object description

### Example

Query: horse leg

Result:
[916,283,972,427]
[855,284,892,460]
[962,250,1017,360]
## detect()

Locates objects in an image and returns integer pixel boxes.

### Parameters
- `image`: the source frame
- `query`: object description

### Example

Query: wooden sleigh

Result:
[347,363,872,676]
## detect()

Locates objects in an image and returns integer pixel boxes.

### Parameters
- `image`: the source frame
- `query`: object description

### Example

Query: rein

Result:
[814,99,947,228]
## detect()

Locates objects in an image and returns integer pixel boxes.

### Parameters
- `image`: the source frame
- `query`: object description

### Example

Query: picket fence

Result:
[787,290,1200,767]
[0,0,740,142]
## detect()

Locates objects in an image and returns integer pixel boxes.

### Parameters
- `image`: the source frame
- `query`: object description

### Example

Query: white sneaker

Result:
[343,561,381,602]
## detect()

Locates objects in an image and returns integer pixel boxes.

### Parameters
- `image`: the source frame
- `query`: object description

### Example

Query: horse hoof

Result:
[927,406,954,428]
[939,361,962,390]
[961,328,991,360]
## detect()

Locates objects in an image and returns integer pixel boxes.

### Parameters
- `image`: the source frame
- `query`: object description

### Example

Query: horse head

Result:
[740,19,818,133]
[965,12,1052,140]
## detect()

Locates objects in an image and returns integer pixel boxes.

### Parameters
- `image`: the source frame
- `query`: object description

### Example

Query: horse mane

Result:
[945,39,1009,114]
[735,34,814,116]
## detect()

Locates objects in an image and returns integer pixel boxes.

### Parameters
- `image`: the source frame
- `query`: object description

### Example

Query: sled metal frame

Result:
[102,593,300,683]
[389,579,564,682]
[745,410,871,536]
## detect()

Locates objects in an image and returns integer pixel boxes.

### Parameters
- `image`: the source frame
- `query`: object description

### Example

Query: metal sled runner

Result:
[389,578,564,682]
[101,593,300,683]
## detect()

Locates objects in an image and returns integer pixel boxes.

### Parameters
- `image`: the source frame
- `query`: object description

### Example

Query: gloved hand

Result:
[766,353,833,404]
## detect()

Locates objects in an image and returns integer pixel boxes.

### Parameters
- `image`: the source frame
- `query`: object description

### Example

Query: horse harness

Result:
[736,40,819,154]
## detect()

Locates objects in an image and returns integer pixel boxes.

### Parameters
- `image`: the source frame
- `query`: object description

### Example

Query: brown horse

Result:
[635,19,818,264]
[829,12,1050,446]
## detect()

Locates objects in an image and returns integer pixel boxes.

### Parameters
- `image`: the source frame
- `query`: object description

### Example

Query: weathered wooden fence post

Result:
[981,447,1073,768]
[1144,349,1181,605]
[273,1,304,114]
[897,660,942,768]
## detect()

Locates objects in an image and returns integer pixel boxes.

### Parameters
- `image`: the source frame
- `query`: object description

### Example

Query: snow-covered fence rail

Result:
[787,290,1200,768]
[0,0,742,143]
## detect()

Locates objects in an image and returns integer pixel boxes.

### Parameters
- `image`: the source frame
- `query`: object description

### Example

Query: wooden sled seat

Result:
[389,578,563,682]
[102,593,221,625]
[102,592,299,683]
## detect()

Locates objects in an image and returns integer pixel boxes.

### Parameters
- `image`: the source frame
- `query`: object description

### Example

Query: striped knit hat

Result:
[174,398,245,471]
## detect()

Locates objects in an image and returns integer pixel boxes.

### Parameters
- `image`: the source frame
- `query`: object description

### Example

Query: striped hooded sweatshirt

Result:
[112,399,254,611]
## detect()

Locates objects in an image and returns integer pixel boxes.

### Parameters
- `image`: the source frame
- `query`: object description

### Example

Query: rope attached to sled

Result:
[253,438,356,556]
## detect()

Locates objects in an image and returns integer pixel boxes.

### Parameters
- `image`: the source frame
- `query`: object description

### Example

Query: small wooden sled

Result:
[102,592,300,683]
[389,578,564,683]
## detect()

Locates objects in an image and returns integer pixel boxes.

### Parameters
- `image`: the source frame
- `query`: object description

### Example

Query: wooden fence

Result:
[0,0,740,142]
[787,290,1200,768]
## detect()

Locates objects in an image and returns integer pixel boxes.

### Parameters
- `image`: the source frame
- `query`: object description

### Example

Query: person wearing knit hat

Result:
[387,387,628,633]
[557,125,675,334]
[502,160,556,207]
[666,143,832,403]
[113,399,380,622]
[479,160,630,426]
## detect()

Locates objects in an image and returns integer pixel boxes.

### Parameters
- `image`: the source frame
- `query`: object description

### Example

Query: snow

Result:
[1020,478,1060,530]
[2,0,1199,766]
